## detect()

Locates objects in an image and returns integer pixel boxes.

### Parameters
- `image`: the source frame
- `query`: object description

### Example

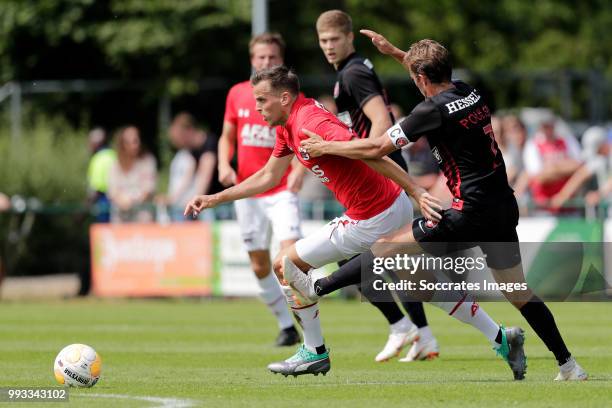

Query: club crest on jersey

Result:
[333,82,340,98]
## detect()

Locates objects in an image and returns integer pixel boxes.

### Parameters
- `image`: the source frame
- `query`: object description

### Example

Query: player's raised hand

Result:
[360,29,397,56]
[300,128,326,157]
[183,194,218,218]
[415,189,443,222]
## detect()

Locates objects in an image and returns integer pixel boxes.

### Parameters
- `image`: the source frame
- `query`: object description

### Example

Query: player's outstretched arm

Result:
[360,29,406,65]
[364,157,442,221]
[184,154,293,217]
[300,128,396,160]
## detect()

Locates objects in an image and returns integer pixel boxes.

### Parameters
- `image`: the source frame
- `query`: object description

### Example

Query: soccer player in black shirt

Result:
[299,32,587,381]
[316,9,439,362]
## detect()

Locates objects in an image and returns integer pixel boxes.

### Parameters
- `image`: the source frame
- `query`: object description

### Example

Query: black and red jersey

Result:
[393,81,513,210]
[334,53,406,170]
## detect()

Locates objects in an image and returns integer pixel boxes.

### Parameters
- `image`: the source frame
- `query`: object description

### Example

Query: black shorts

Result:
[412,197,521,269]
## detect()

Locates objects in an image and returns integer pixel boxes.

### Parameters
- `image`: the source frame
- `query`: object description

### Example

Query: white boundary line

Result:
[83,393,197,407]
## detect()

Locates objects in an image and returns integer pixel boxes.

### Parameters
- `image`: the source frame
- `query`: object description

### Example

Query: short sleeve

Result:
[342,64,381,108]
[203,132,218,154]
[223,86,238,125]
[272,127,293,157]
[392,101,442,145]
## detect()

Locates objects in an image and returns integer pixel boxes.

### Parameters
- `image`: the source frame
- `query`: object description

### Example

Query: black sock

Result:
[312,250,405,325]
[401,301,428,328]
[315,345,327,355]
[520,296,572,365]
[314,251,373,296]
[494,329,502,344]
[359,284,404,325]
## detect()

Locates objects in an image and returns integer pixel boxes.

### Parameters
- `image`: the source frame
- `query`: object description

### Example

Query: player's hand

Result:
[360,29,397,56]
[218,164,237,187]
[300,128,326,157]
[415,188,443,221]
[184,194,219,218]
[287,167,305,193]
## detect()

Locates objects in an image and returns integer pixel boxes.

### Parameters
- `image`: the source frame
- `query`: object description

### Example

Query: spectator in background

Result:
[176,113,221,221]
[503,114,528,152]
[160,114,199,221]
[108,126,157,223]
[86,127,116,222]
[550,126,611,211]
[523,113,582,213]
[501,114,529,196]
[0,192,10,212]
[492,115,522,185]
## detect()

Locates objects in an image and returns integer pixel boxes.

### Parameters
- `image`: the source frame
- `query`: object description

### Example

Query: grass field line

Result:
[82,392,197,407]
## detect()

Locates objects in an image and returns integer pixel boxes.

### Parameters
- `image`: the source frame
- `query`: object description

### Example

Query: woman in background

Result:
[108,126,157,223]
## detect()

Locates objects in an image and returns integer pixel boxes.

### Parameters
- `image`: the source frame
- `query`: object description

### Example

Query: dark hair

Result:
[403,39,452,83]
[115,125,146,169]
[171,112,197,129]
[250,65,300,96]
[316,10,352,34]
[249,32,286,57]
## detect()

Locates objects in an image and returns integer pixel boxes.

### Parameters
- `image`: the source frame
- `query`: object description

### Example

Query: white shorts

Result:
[234,190,302,252]
[296,193,413,268]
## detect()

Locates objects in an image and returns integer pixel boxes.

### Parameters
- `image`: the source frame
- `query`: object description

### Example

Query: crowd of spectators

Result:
[85,112,221,225]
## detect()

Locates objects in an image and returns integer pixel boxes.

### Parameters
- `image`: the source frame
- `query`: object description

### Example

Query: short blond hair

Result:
[403,39,452,83]
[316,10,352,34]
[248,32,286,57]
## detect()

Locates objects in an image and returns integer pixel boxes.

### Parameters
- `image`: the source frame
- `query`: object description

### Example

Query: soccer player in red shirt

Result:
[217,33,304,347]
[185,65,525,378]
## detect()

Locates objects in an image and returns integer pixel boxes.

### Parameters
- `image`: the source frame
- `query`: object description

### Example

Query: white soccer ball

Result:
[53,344,101,388]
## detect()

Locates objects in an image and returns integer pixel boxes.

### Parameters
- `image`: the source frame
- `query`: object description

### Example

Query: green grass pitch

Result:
[0,299,610,407]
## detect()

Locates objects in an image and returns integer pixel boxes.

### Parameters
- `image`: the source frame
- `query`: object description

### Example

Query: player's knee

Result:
[249,254,272,279]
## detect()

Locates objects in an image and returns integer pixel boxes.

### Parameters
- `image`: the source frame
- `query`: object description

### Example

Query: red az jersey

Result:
[273,96,401,220]
[224,80,290,197]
